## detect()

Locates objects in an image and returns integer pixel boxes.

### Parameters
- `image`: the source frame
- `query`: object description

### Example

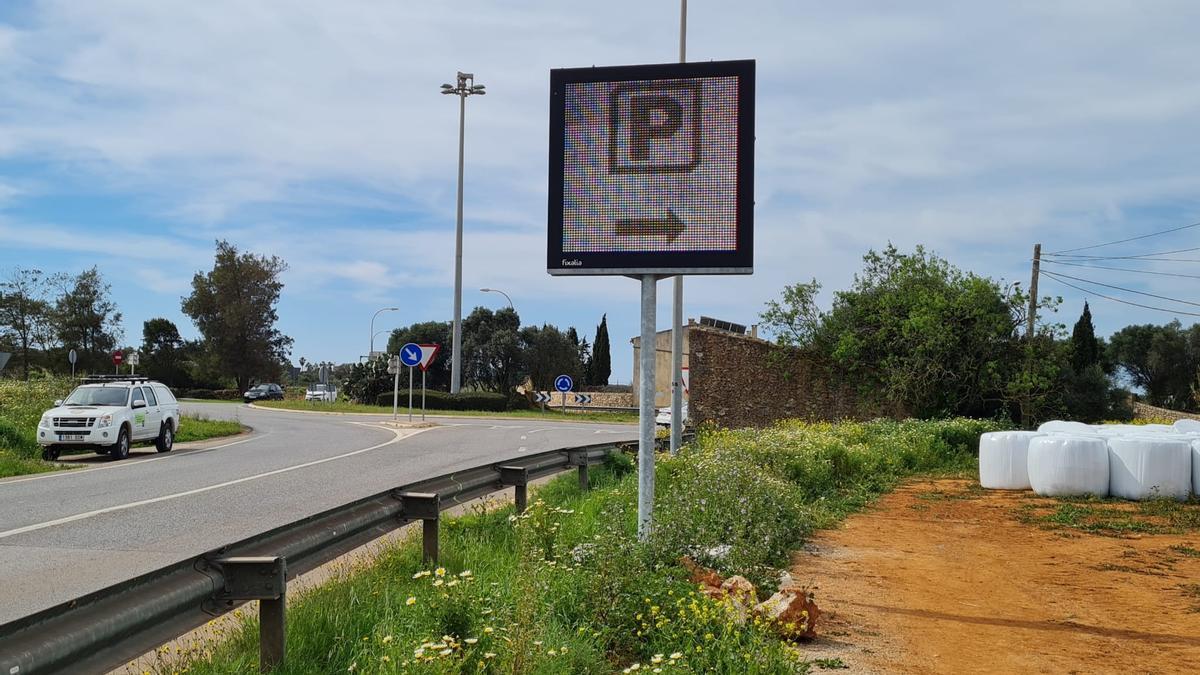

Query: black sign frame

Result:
[547,59,755,276]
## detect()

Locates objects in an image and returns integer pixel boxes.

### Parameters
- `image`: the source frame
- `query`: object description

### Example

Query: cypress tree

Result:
[592,314,611,386]
[1070,301,1100,373]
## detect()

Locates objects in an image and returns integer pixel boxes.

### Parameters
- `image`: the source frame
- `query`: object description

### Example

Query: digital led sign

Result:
[548,60,755,275]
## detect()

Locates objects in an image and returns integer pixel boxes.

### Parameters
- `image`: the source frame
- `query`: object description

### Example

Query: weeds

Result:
[156,418,1005,674]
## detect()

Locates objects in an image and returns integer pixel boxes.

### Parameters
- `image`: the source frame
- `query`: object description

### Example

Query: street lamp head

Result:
[480,287,492,292]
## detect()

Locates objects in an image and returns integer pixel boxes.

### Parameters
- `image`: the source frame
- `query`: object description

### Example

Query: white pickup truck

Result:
[37,376,180,461]
[304,383,337,402]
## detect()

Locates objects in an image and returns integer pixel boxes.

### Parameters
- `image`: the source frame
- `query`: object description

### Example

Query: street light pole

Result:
[479,287,513,311]
[370,307,399,358]
[441,72,486,394]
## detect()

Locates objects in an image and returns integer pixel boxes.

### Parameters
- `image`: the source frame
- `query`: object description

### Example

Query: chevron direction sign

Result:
[533,392,552,404]
[573,393,593,404]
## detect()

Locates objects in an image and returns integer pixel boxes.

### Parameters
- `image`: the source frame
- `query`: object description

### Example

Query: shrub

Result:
[180,388,241,400]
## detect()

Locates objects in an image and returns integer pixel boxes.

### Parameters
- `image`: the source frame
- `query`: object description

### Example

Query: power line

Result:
[1044,245,1200,261]
[1040,269,1200,307]
[1046,256,1200,263]
[1041,259,1200,280]
[1040,270,1200,318]
[1047,220,1200,255]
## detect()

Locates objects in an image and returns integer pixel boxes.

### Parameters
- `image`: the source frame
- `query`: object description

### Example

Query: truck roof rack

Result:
[81,375,152,385]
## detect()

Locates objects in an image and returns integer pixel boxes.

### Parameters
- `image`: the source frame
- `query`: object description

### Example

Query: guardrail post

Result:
[211,556,287,673]
[399,492,441,564]
[567,450,590,491]
[499,466,529,513]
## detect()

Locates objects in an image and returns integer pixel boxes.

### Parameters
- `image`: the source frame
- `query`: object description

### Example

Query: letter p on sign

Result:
[609,81,701,174]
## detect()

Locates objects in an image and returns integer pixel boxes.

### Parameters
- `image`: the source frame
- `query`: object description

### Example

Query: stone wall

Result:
[689,326,896,428]
[1131,401,1200,422]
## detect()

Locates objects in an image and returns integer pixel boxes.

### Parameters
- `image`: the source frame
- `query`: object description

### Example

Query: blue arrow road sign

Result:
[555,374,574,392]
[399,343,422,367]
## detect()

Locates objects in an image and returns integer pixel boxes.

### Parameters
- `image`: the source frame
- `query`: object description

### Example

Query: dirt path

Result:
[794,479,1200,674]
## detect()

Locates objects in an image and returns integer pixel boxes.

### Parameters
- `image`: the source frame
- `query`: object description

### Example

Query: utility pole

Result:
[1026,243,1041,339]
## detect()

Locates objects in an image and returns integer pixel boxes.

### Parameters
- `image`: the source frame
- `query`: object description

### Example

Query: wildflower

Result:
[347,663,357,672]
[651,654,664,664]
[548,649,558,656]
[670,652,683,660]
[447,579,460,587]
[381,655,391,663]
[484,653,497,659]
[433,579,445,587]
[382,635,394,644]
[465,638,478,645]
[533,640,543,646]
[406,597,417,606]
[459,570,473,577]
[435,567,446,577]
[440,648,453,656]
[484,627,495,633]
[412,570,431,579]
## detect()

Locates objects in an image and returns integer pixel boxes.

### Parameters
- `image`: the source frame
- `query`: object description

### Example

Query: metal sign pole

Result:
[669,0,687,456]
[392,363,400,421]
[638,274,658,540]
[408,366,414,423]
[421,370,426,421]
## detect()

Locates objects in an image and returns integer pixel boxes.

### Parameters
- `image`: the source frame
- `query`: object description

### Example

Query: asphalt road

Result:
[0,402,636,624]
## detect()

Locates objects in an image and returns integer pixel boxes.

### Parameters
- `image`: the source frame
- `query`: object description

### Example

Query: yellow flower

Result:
[484,627,495,633]
[435,567,446,577]
[412,570,431,579]
[484,653,497,659]
[459,570,473,577]
[465,638,478,645]
[382,635,394,644]
[406,597,417,606]
[440,648,453,656]
[670,652,683,659]
[651,655,664,664]
[548,649,558,656]
[433,579,445,587]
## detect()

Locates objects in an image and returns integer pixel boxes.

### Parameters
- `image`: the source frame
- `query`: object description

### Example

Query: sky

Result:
[2,1,1200,383]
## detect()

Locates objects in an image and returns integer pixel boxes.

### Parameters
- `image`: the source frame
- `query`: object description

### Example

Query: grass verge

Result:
[1016,495,1200,537]
[254,400,638,424]
[160,417,1002,674]
[176,415,245,444]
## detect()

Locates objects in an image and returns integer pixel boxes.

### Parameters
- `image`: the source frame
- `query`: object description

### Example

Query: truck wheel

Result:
[155,422,174,453]
[41,448,60,461]
[111,428,130,461]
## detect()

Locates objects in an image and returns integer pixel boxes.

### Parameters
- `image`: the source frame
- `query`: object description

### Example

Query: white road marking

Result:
[0,427,428,540]
[526,428,552,435]
[0,435,264,487]
[520,435,527,440]
[517,446,527,453]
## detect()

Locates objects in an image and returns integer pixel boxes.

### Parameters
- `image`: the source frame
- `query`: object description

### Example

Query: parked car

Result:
[37,376,180,461]
[655,401,689,428]
[304,383,337,402]
[243,383,284,403]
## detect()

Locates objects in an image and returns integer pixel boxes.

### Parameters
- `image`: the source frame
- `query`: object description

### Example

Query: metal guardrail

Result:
[0,441,628,674]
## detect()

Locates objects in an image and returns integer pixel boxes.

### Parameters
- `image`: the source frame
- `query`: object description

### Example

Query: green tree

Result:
[521,323,584,391]
[759,279,823,348]
[590,314,612,385]
[54,267,122,374]
[181,240,293,393]
[461,307,524,394]
[1069,302,1100,373]
[387,321,453,391]
[139,318,190,386]
[1108,321,1196,410]
[0,268,56,379]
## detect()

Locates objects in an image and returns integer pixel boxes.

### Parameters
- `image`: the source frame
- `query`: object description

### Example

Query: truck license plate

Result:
[58,434,85,441]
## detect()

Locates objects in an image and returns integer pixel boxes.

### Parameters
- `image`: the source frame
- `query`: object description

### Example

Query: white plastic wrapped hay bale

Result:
[1136,424,1175,434]
[1027,435,1110,497]
[1173,419,1200,435]
[1193,440,1200,496]
[1107,437,1192,501]
[978,431,1042,489]
[1037,420,1094,434]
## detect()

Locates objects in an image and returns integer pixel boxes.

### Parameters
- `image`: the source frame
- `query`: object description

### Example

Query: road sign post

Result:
[388,355,401,420]
[112,351,124,375]
[68,349,77,379]
[555,374,573,414]
[129,351,140,375]
[414,344,441,422]
[399,343,424,423]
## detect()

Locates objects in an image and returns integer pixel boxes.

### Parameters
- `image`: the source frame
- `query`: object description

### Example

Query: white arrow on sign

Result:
[573,393,593,404]
[534,392,552,403]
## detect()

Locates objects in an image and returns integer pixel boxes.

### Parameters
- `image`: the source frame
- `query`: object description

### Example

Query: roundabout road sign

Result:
[555,374,574,392]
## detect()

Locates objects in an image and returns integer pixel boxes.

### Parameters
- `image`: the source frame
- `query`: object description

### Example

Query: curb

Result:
[245,403,636,426]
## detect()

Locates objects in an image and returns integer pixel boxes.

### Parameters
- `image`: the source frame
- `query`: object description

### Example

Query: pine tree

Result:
[592,314,611,386]
[1070,301,1100,373]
